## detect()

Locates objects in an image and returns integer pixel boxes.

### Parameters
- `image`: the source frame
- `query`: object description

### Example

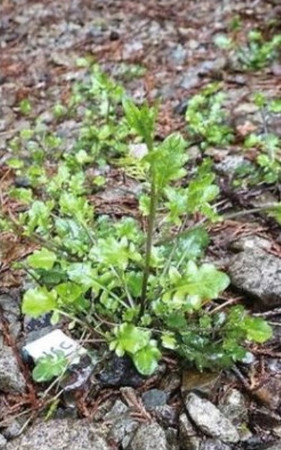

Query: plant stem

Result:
[223,202,280,220]
[139,167,157,320]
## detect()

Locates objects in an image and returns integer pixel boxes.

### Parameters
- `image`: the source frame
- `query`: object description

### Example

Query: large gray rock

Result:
[6,419,110,450]
[0,345,26,393]
[229,249,281,308]
[185,393,239,444]
[128,422,169,450]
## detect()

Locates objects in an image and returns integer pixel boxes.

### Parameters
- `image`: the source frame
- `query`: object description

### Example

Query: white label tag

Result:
[23,329,86,362]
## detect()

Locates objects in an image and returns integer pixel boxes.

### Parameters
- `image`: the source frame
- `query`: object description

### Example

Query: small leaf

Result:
[111,323,151,356]
[32,351,68,382]
[27,248,57,270]
[22,287,57,318]
[243,317,272,343]
[133,341,161,375]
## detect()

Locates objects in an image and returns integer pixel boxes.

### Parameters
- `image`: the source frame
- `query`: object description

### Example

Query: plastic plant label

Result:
[23,329,87,363]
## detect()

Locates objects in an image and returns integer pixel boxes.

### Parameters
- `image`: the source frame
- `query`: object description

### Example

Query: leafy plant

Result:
[185,84,234,149]
[4,67,272,379]
[237,30,281,70]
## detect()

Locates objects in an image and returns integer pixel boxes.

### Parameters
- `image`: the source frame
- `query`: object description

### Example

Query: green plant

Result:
[234,94,281,186]
[237,30,281,70]
[3,69,272,379]
[185,84,234,149]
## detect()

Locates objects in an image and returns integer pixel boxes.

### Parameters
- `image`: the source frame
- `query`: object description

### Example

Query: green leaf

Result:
[161,332,177,350]
[243,317,272,343]
[147,133,187,193]
[123,98,156,147]
[269,99,281,113]
[67,263,96,287]
[27,248,57,270]
[55,282,84,303]
[164,262,230,311]
[32,351,68,382]
[22,287,57,318]
[133,341,161,375]
[110,323,151,356]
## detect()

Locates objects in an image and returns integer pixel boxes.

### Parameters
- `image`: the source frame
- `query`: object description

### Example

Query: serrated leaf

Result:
[146,133,187,192]
[22,287,57,318]
[32,351,68,382]
[123,98,156,147]
[111,323,151,356]
[243,317,272,343]
[27,248,57,270]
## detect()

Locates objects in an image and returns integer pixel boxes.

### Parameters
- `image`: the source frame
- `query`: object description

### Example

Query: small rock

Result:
[229,235,272,253]
[2,418,25,439]
[229,249,281,309]
[185,393,239,443]
[215,155,246,177]
[0,345,26,393]
[98,355,144,388]
[234,103,259,116]
[0,434,7,449]
[200,439,231,450]
[154,405,178,427]
[262,442,281,450]
[6,419,109,450]
[180,71,200,90]
[166,427,180,450]
[219,389,247,425]
[14,176,31,188]
[0,294,21,338]
[170,44,187,65]
[159,372,181,394]
[142,389,167,410]
[181,370,220,398]
[128,422,169,450]
[104,400,138,444]
[179,413,201,450]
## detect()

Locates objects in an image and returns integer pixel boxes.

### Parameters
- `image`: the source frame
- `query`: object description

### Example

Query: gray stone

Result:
[185,393,239,443]
[142,389,167,410]
[159,372,181,394]
[229,249,281,308]
[2,418,24,439]
[180,71,200,90]
[219,389,248,425]
[6,419,110,450]
[154,405,177,427]
[128,422,169,450]
[0,294,21,338]
[262,442,281,450]
[200,439,231,450]
[103,399,138,445]
[0,434,7,449]
[179,414,201,450]
[229,235,272,252]
[0,345,26,393]
[215,155,246,177]
[166,427,180,450]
